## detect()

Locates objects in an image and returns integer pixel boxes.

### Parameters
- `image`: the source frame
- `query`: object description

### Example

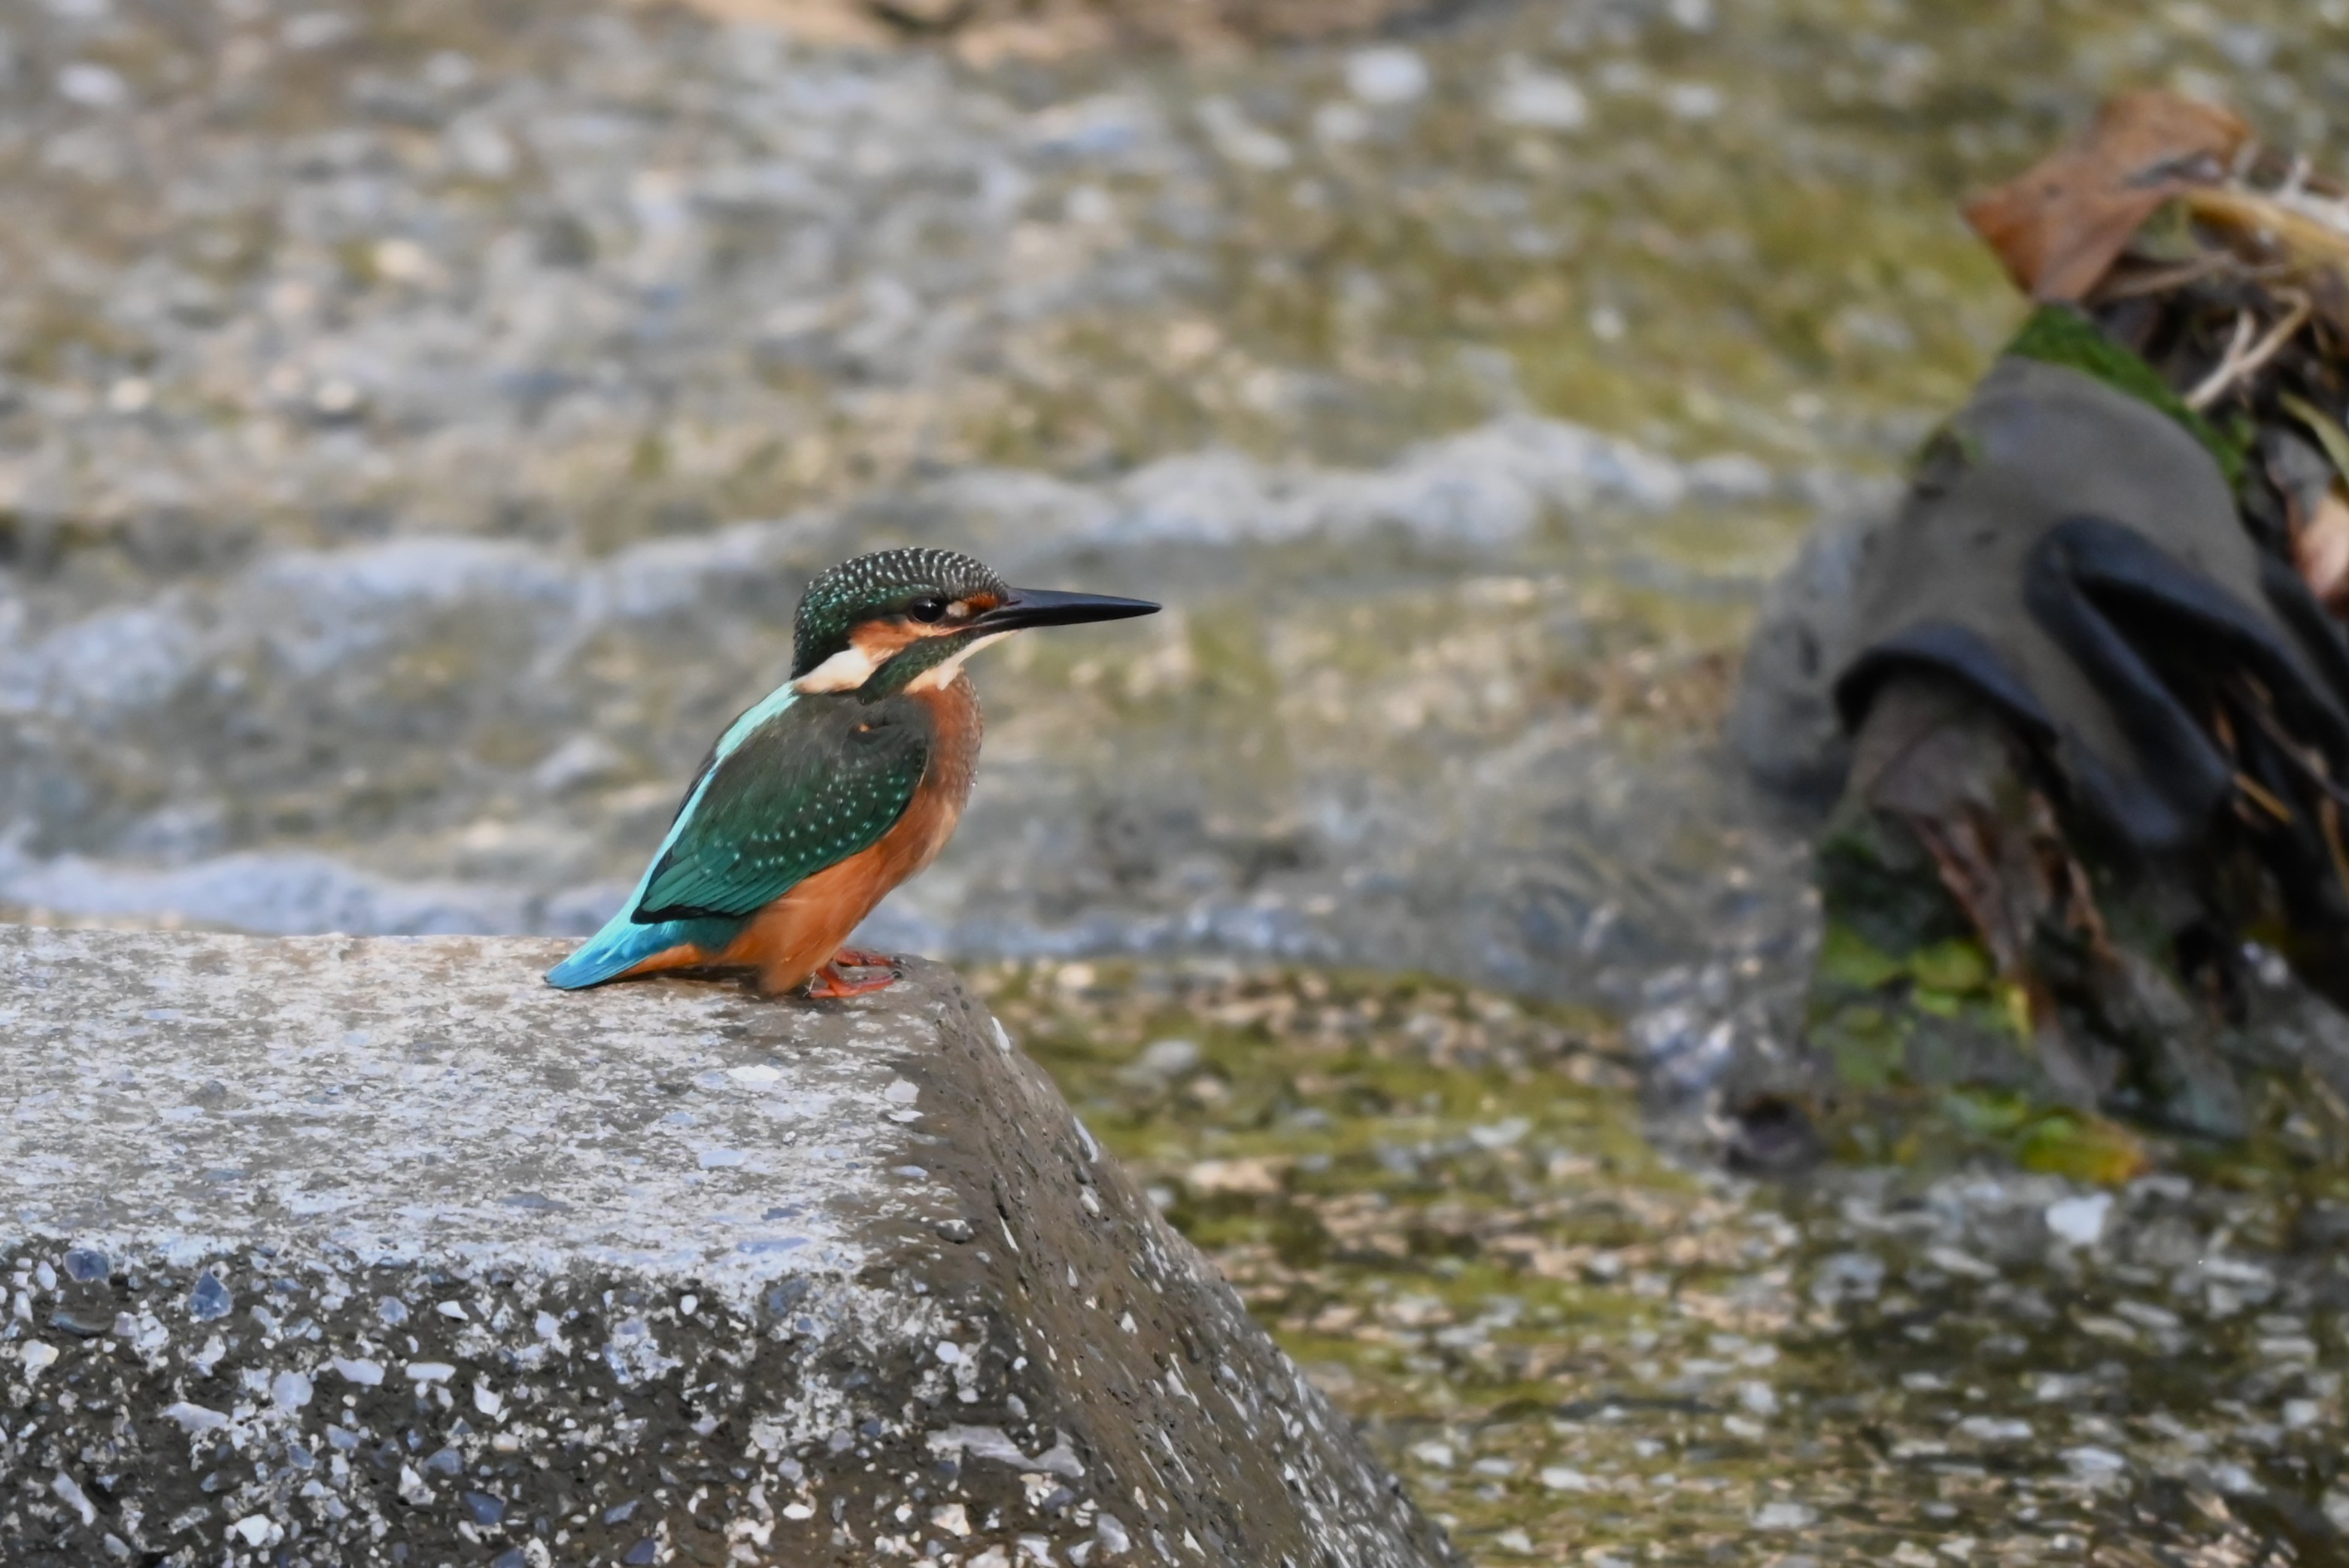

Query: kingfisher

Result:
[546,547,1156,999]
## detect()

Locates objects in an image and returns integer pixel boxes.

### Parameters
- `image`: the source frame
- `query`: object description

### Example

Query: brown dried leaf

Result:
[1964,91,2250,302]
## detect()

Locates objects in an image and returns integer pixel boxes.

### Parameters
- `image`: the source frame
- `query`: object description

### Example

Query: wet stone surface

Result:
[0,927,1456,1568]
[985,960,2349,1566]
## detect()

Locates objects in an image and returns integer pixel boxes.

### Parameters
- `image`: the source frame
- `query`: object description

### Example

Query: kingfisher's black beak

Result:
[977,587,1160,631]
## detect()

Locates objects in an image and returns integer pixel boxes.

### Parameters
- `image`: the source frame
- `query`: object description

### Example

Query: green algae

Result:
[981,958,2349,1565]
[2011,1105,2152,1184]
[2005,305,2249,490]
[1801,917,2170,1183]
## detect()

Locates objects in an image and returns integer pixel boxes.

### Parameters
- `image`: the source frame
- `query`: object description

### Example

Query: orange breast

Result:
[718,677,985,993]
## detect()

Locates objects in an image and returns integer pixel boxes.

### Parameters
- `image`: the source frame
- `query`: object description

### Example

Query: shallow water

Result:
[5,0,2340,1010]
[991,959,2349,1566]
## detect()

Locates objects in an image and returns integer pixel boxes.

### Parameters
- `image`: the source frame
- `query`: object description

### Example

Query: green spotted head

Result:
[789,547,1158,695]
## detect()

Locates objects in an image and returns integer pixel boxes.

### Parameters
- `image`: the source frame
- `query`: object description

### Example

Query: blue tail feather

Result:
[545,908,742,990]
[547,681,801,990]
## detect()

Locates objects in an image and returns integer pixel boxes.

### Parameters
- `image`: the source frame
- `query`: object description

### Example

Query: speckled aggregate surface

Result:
[0,927,1456,1567]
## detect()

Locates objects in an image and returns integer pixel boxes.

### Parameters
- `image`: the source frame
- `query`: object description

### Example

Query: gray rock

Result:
[1727,509,1885,808]
[0,925,1456,1568]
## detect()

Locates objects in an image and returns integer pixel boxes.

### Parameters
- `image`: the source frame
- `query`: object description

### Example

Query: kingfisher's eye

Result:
[908,596,948,623]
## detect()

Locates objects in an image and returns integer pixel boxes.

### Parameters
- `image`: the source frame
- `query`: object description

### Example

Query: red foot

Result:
[830,947,897,971]
[803,951,900,1000]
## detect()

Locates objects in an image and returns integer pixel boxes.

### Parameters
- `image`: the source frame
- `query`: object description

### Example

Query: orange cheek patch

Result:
[849,621,927,660]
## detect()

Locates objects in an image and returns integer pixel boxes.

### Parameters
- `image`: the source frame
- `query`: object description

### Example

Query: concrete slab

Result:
[0,927,1458,1567]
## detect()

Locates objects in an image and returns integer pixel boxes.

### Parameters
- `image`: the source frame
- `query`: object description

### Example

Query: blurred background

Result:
[17,0,2304,996]
[4,1,2345,1563]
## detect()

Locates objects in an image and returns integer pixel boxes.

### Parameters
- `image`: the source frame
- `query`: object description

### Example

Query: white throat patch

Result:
[906,631,1013,692]
[791,643,882,694]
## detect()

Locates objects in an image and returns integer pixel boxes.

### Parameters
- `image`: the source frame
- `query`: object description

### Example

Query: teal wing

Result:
[634,695,933,922]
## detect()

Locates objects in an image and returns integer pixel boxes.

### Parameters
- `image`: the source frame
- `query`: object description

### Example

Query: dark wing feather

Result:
[634,695,932,922]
